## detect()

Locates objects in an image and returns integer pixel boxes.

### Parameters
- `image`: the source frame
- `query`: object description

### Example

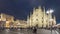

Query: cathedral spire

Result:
[29,12,31,21]
[33,7,36,14]
[43,7,45,14]
[33,7,35,12]
[38,6,41,9]
[53,15,56,25]
[43,7,46,18]
[27,15,29,23]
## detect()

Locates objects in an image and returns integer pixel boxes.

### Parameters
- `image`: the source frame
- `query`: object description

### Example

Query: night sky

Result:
[0,0,60,23]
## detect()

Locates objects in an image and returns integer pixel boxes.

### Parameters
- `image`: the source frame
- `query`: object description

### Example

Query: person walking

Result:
[33,27,37,34]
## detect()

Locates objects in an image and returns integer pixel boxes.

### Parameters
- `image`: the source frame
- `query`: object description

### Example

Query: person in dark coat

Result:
[33,27,37,34]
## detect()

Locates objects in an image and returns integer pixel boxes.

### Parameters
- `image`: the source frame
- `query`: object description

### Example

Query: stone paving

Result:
[0,29,59,34]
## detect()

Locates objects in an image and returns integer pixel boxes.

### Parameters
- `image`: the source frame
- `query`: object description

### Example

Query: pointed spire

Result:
[43,6,45,13]
[53,15,56,22]
[27,15,29,20]
[53,15,56,25]
[53,15,56,20]
[27,15,29,23]
[38,6,41,9]
[30,11,32,17]
[33,7,35,12]
[32,7,36,17]
[43,7,46,17]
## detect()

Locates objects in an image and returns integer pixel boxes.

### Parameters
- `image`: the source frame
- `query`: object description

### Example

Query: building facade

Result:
[0,13,28,28]
[13,19,28,28]
[0,6,56,28]
[0,13,14,28]
[27,6,56,28]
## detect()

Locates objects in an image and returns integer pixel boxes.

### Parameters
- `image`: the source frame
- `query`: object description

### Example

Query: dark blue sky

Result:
[0,0,60,23]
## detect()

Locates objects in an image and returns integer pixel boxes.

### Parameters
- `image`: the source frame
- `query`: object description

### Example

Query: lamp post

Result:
[46,9,54,34]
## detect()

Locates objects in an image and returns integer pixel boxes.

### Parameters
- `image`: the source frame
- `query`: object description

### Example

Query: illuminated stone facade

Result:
[27,6,56,28]
[0,6,56,28]
[13,19,28,28]
[0,13,14,28]
[0,13,28,28]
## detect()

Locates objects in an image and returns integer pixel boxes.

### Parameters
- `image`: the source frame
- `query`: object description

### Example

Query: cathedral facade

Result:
[27,6,56,28]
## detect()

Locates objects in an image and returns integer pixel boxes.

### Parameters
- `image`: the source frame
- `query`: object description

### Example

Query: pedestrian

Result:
[33,27,37,34]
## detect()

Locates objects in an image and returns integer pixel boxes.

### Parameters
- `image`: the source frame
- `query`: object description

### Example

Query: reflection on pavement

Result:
[0,29,33,34]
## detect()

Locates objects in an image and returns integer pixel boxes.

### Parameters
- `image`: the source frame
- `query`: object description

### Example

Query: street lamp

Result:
[46,9,54,34]
[46,9,54,14]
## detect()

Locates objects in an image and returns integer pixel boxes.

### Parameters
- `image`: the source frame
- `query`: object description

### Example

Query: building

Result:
[0,6,56,29]
[13,19,28,28]
[0,13,28,28]
[0,13,14,28]
[27,6,56,28]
